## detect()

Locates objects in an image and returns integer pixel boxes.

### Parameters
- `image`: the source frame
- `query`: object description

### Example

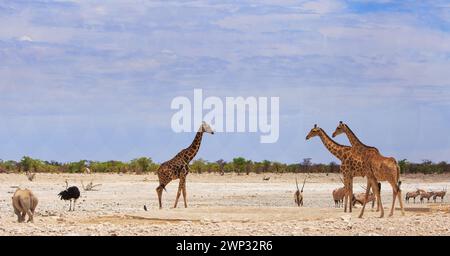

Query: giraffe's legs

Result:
[373,178,384,218]
[397,183,405,216]
[376,182,381,212]
[173,178,183,208]
[343,193,348,212]
[388,180,399,217]
[348,177,353,213]
[359,177,383,218]
[156,185,165,209]
[389,186,396,217]
[376,194,380,212]
[398,190,405,216]
[343,175,352,213]
[181,176,188,208]
[358,180,371,218]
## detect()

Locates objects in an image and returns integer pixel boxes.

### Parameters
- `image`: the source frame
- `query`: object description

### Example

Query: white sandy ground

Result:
[0,173,449,236]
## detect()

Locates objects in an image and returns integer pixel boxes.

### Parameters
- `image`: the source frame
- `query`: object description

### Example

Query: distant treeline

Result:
[0,157,449,175]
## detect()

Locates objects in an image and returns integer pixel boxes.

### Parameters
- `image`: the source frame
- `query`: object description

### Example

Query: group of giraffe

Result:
[154,121,405,218]
[306,121,405,218]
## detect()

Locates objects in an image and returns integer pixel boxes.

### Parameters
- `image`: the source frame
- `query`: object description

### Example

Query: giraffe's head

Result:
[199,121,215,134]
[305,124,321,140]
[332,121,346,138]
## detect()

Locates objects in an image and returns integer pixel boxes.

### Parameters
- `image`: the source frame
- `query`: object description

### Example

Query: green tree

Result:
[232,157,247,173]
[19,156,45,172]
[130,157,158,174]
[329,161,339,173]
[272,162,282,173]
[191,158,207,174]
[66,160,87,173]
[398,159,408,174]
[216,159,226,175]
[20,156,35,172]
[261,160,271,173]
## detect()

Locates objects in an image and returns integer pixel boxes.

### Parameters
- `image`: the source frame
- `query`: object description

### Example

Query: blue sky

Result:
[1,0,450,164]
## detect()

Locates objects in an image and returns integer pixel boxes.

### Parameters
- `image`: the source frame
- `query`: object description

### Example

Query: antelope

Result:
[405,189,423,204]
[332,187,346,208]
[263,176,270,181]
[420,190,435,203]
[26,172,36,182]
[432,187,447,203]
[353,192,376,208]
[81,180,102,191]
[332,176,346,208]
[294,177,307,207]
[352,183,380,209]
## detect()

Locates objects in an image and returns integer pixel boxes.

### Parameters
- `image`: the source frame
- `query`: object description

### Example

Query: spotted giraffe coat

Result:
[157,132,203,188]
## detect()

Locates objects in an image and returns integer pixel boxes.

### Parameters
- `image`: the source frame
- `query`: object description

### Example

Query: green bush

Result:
[1,156,449,174]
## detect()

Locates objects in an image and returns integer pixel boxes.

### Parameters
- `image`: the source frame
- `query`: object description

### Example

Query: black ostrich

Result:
[58,184,81,211]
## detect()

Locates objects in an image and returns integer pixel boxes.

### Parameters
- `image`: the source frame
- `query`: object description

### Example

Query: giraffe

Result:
[155,121,214,209]
[306,124,383,217]
[332,121,405,217]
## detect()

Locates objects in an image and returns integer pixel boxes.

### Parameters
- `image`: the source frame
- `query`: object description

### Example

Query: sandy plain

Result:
[0,172,449,236]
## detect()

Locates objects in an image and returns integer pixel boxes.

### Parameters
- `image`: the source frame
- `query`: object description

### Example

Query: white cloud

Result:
[1,0,450,162]
[18,35,33,42]
[302,0,344,14]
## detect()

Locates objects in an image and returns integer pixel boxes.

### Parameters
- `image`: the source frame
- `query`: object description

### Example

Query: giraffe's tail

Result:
[396,162,402,192]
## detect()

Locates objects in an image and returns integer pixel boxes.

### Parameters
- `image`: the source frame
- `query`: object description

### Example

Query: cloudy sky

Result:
[1,0,450,164]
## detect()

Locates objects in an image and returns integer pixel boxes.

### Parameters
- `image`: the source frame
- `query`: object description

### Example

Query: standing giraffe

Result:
[332,121,405,217]
[306,124,383,216]
[155,121,214,209]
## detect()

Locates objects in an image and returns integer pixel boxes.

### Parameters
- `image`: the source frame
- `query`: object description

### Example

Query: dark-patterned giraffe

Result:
[306,124,383,216]
[155,121,214,209]
[333,121,405,217]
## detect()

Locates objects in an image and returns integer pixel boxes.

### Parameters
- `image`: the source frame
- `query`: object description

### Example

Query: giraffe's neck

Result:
[183,132,204,162]
[343,125,363,147]
[343,125,377,151]
[318,129,349,160]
